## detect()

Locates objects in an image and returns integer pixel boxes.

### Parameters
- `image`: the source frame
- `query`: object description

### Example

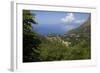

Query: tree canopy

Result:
[23,10,41,62]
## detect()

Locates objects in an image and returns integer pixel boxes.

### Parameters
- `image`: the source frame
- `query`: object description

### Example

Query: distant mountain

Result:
[66,17,91,38]
[61,17,91,47]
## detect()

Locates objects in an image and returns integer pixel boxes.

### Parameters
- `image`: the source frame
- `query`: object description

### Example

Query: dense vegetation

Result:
[23,10,91,62]
[23,10,42,62]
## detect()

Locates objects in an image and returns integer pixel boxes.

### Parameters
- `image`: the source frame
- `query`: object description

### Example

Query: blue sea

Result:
[32,23,81,35]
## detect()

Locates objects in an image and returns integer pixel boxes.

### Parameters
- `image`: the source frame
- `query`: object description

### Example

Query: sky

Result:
[31,10,90,35]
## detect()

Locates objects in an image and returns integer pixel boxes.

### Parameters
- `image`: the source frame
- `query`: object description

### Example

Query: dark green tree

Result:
[23,10,41,62]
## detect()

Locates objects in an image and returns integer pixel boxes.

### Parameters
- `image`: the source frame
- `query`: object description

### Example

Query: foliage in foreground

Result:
[23,10,41,62]
[32,36,91,61]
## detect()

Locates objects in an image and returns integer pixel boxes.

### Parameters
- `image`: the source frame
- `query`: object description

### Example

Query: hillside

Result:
[59,18,91,60]
[67,18,91,38]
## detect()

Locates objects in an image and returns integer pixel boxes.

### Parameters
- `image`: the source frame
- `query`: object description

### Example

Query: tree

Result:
[23,10,41,62]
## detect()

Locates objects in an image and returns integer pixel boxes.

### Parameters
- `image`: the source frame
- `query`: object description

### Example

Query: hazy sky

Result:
[31,10,90,35]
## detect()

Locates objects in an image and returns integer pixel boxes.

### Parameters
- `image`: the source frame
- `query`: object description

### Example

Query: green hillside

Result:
[61,18,91,59]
